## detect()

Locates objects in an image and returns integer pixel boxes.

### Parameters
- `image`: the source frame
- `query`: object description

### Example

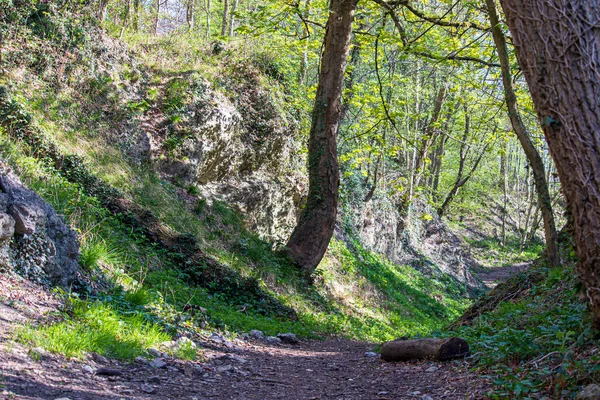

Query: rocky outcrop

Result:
[128,76,306,242]
[349,197,484,295]
[0,160,83,288]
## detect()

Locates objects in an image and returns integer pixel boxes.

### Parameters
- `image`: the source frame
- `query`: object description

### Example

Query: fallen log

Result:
[380,337,470,362]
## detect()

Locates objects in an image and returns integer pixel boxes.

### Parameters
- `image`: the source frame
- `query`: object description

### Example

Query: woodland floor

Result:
[0,263,532,400]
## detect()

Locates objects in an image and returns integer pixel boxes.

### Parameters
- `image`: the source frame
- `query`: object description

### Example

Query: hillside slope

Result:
[0,2,478,350]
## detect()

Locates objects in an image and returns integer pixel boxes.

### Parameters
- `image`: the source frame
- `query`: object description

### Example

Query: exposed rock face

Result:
[0,160,83,287]
[128,77,305,242]
[349,197,484,295]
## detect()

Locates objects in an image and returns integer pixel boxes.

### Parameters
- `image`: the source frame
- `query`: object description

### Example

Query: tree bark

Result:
[285,0,359,274]
[228,0,238,36]
[498,0,600,326]
[381,338,470,362]
[221,0,229,37]
[132,0,140,32]
[186,0,195,30]
[485,0,559,267]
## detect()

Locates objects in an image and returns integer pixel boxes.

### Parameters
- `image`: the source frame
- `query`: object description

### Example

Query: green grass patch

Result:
[17,299,170,360]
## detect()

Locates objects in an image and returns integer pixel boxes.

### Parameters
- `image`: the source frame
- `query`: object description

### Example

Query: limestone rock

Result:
[0,159,83,288]
[0,212,14,240]
[9,203,45,235]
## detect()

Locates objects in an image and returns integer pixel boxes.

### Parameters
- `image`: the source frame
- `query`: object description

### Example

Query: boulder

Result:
[0,159,83,287]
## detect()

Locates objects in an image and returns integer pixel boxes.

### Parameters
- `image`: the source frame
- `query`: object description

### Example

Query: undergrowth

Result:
[445,251,598,399]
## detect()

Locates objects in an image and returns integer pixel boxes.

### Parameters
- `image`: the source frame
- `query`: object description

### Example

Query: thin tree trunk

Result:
[221,0,229,37]
[299,0,312,85]
[98,0,109,21]
[412,86,447,190]
[119,0,131,39]
[499,0,600,326]
[186,0,195,30]
[205,0,211,39]
[285,0,359,274]
[133,0,140,32]
[228,0,238,36]
[500,141,508,247]
[486,0,559,267]
[153,0,160,35]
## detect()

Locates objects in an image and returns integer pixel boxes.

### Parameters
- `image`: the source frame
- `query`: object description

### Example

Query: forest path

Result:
[475,261,531,288]
[0,274,492,400]
[0,336,491,400]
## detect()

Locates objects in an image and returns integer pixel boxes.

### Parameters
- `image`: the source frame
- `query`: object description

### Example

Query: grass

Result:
[17,299,170,360]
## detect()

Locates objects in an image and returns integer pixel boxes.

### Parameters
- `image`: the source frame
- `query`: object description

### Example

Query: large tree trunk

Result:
[498,0,600,326]
[285,0,359,274]
[485,0,559,267]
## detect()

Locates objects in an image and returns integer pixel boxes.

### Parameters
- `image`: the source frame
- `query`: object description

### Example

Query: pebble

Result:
[249,330,265,340]
[210,332,225,343]
[91,352,109,364]
[148,348,164,358]
[265,336,281,345]
[135,356,148,364]
[140,384,156,394]
[377,391,389,395]
[149,358,167,369]
[31,347,47,358]
[421,395,434,400]
[147,376,161,384]
[82,365,95,374]
[217,365,235,373]
[364,352,378,357]
[425,366,439,372]
[54,398,71,400]
[277,333,299,344]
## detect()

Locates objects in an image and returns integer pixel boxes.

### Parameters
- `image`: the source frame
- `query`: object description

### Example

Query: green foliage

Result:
[447,262,596,398]
[17,298,170,360]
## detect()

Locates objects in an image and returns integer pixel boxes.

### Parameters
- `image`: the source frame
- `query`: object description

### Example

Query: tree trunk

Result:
[285,0,359,274]
[298,0,312,85]
[205,0,211,39]
[132,0,140,32]
[381,338,470,362]
[98,0,109,21]
[186,0,195,30]
[485,0,559,267]
[228,0,238,36]
[500,140,508,247]
[412,86,447,190]
[499,0,600,326]
[221,0,229,36]
[153,0,160,35]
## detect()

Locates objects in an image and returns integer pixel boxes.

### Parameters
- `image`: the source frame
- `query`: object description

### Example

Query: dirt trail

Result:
[0,275,491,400]
[475,261,531,288]
[1,338,490,400]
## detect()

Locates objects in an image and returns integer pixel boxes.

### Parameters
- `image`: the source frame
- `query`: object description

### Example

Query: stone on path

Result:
[277,333,298,344]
